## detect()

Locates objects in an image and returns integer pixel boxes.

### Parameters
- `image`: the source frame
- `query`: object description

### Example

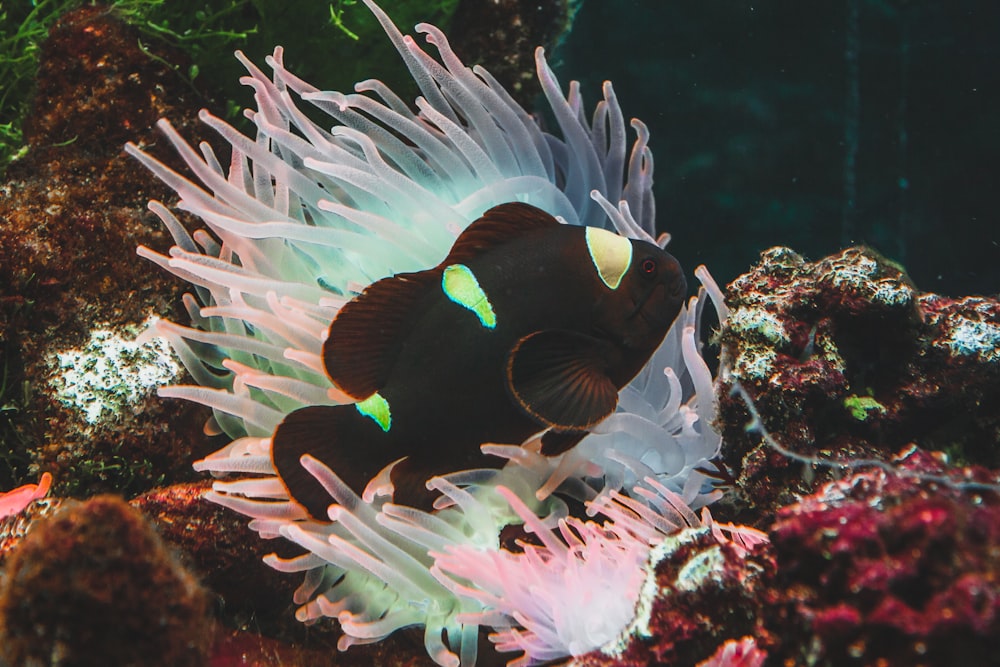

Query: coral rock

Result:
[0,495,213,666]
[0,5,217,497]
[131,482,302,634]
[717,246,1000,517]
[762,459,1000,666]
[574,527,775,667]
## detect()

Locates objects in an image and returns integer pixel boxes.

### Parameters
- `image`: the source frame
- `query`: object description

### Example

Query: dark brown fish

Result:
[273,202,686,518]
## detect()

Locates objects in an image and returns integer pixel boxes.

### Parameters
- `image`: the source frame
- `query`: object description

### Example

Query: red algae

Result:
[763,459,1000,666]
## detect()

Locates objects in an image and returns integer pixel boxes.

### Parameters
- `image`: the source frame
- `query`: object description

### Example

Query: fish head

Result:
[595,238,687,351]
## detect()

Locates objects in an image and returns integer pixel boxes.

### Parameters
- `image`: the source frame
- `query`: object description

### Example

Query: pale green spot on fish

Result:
[585,226,632,290]
[441,263,497,329]
[355,392,391,431]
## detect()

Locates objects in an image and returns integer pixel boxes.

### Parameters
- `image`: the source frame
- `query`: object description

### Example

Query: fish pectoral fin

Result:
[271,404,394,521]
[324,269,438,399]
[506,330,619,430]
[443,202,560,265]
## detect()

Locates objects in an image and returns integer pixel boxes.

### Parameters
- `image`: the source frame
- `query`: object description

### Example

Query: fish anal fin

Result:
[444,202,560,266]
[540,429,588,456]
[271,404,393,520]
[507,330,620,431]
[323,270,438,398]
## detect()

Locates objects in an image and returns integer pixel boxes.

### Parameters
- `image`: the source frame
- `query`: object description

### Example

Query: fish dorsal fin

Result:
[323,269,438,398]
[506,330,620,430]
[443,202,560,266]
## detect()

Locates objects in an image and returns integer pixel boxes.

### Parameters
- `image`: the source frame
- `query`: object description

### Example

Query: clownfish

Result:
[272,202,686,518]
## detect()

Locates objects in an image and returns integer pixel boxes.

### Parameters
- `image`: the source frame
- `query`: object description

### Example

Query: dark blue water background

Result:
[558,0,999,297]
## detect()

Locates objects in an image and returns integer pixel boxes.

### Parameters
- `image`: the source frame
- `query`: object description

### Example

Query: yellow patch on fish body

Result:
[585,226,633,290]
[355,392,391,431]
[441,263,497,329]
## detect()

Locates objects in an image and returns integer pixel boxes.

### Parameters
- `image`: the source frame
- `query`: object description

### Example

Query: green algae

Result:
[0,0,460,174]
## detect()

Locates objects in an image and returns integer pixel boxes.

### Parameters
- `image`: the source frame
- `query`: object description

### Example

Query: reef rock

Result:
[572,526,775,666]
[0,6,215,499]
[716,246,1000,517]
[762,453,1000,665]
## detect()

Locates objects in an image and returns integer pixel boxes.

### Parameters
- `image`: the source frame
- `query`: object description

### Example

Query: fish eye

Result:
[639,257,658,278]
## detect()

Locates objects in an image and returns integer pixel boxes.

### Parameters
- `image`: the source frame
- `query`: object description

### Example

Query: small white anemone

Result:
[129,1,731,665]
[48,315,182,426]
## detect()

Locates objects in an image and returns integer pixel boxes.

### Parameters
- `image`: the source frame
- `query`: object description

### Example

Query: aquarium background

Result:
[1,1,996,297]
[558,0,999,297]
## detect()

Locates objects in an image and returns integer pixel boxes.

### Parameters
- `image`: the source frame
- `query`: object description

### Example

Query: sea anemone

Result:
[432,481,765,666]
[127,1,732,665]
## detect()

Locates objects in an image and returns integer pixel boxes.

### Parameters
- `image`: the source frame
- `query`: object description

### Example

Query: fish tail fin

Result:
[272,404,393,520]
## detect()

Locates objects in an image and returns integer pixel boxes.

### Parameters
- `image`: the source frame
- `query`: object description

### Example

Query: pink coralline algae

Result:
[763,452,1000,666]
[0,472,52,519]
[567,448,1000,667]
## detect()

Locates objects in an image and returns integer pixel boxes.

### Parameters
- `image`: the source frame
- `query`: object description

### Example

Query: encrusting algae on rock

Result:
[715,246,1000,518]
[0,4,214,501]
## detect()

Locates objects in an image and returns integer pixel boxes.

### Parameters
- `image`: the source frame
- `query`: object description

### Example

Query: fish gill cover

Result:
[126,1,733,665]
